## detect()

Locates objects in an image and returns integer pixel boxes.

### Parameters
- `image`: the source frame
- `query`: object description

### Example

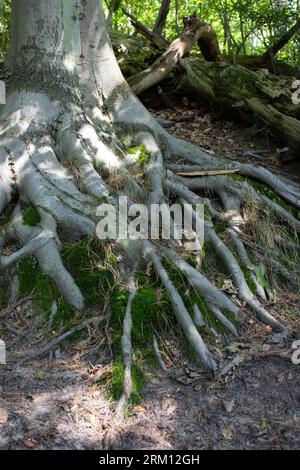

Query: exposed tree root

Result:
[115,274,136,420]
[1,1,299,418]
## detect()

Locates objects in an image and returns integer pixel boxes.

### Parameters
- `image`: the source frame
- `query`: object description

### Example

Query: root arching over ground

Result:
[0,0,299,417]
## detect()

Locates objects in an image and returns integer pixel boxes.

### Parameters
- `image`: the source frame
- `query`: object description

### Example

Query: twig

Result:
[153,335,168,372]
[16,318,96,366]
[0,296,34,319]
[3,322,24,337]
[176,169,240,177]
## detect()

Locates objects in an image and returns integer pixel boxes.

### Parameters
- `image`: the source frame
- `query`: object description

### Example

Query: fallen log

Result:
[177,58,300,154]
[128,14,205,95]
[128,14,223,96]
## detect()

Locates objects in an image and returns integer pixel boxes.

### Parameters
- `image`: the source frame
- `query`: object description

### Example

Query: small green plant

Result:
[127,144,149,166]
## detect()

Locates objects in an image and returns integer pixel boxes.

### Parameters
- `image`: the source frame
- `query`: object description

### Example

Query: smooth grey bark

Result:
[153,0,171,36]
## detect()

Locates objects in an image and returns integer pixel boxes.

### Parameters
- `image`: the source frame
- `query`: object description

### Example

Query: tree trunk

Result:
[0,0,298,413]
[153,0,171,36]
[263,16,300,61]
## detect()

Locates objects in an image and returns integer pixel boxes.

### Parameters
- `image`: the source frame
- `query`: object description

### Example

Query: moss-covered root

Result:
[143,241,217,371]
[114,275,136,421]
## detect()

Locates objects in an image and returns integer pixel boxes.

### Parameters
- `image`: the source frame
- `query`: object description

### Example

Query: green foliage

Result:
[105,0,300,69]
[0,0,10,62]
[1,1,299,72]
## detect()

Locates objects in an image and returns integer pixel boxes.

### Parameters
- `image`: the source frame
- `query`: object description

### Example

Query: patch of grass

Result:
[229,173,300,221]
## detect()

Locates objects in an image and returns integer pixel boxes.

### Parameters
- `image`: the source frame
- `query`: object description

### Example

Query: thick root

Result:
[0,87,298,419]
[115,274,136,420]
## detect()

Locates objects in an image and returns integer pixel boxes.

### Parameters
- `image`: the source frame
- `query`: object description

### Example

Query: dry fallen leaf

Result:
[71,404,79,423]
[221,427,234,440]
[23,438,39,449]
[0,408,8,425]
[87,413,96,424]
[93,367,111,383]
[277,373,285,383]
[132,406,146,414]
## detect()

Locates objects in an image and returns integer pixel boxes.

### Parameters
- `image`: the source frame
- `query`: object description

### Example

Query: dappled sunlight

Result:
[0,0,299,452]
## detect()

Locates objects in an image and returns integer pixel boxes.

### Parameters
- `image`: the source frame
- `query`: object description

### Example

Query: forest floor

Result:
[0,92,299,450]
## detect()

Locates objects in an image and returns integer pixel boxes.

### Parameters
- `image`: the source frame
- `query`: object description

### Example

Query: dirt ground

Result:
[0,320,299,450]
[0,98,299,450]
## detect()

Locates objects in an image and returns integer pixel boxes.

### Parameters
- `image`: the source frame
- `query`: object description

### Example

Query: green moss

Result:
[204,205,213,221]
[23,207,41,227]
[131,287,165,348]
[62,240,115,307]
[162,258,235,338]
[107,358,145,406]
[17,239,115,334]
[254,266,270,291]
[201,240,227,274]
[18,256,59,312]
[239,261,257,295]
